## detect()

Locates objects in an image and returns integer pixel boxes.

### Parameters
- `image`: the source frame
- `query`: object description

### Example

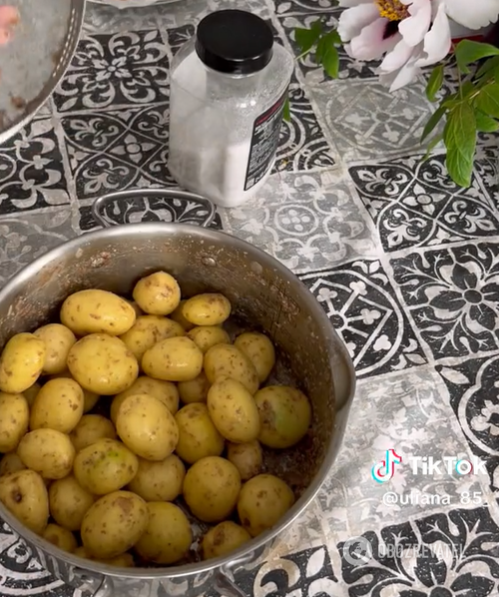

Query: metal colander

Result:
[0,0,84,144]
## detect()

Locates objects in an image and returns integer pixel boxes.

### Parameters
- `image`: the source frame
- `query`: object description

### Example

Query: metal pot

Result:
[0,189,356,597]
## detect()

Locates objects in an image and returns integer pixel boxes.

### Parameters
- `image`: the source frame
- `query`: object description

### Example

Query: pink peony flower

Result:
[338,0,498,91]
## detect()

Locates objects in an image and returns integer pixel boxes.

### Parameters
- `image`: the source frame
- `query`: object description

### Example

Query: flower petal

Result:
[398,0,432,47]
[451,262,479,291]
[379,39,414,73]
[339,0,373,6]
[349,18,399,61]
[445,0,499,30]
[415,2,452,67]
[338,4,381,43]
[469,304,497,331]
[430,290,465,311]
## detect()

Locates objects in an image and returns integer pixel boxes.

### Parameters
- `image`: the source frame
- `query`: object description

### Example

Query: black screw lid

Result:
[195,10,274,75]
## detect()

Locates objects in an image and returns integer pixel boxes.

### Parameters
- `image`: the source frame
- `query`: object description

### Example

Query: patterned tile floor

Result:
[1,0,499,596]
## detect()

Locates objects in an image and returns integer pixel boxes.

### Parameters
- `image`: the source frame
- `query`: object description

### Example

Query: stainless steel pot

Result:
[0,189,356,597]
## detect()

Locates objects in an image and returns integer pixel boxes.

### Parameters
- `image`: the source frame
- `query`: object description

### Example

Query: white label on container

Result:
[244,90,287,191]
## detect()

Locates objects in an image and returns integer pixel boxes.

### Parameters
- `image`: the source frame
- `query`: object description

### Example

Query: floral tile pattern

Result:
[307,78,435,162]
[300,259,427,377]
[350,153,499,252]
[59,103,173,199]
[437,356,499,493]
[219,169,378,273]
[0,119,70,215]
[338,506,499,597]
[391,242,499,359]
[53,30,170,112]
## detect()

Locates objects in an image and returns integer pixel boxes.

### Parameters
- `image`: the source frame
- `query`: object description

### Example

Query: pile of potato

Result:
[0,271,312,567]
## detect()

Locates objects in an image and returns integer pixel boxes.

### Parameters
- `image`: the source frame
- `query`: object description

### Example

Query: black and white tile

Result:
[54,29,170,112]
[219,169,377,273]
[0,119,70,215]
[300,260,427,377]
[350,153,499,252]
[391,242,499,359]
[337,506,499,597]
[437,356,499,493]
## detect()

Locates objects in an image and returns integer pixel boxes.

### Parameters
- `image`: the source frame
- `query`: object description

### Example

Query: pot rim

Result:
[0,222,356,579]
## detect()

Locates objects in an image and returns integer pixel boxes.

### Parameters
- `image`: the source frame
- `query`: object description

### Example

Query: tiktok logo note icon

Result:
[372,449,403,483]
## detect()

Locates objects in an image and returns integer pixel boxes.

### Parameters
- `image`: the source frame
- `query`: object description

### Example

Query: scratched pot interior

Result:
[0,228,337,565]
[0,0,71,129]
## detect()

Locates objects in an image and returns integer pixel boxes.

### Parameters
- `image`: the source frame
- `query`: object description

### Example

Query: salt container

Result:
[168,10,294,209]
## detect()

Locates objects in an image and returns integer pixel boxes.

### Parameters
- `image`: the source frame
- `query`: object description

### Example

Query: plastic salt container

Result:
[168,9,294,209]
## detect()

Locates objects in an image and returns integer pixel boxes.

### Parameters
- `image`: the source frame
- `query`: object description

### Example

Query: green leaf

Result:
[455,40,499,74]
[476,55,499,79]
[421,106,446,142]
[294,21,323,54]
[475,109,499,132]
[426,65,444,102]
[423,134,443,161]
[475,82,499,118]
[459,81,476,98]
[443,103,476,187]
[283,97,291,122]
[316,30,341,66]
[321,43,339,78]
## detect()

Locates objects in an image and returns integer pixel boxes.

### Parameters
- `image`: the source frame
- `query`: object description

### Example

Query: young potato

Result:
[111,376,179,424]
[142,337,203,383]
[175,403,224,464]
[234,332,276,383]
[202,521,251,560]
[81,490,148,559]
[177,371,210,404]
[207,379,260,443]
[227,440,263,481]
[49,475,95,531]
[170,300,195,332]
[30,378,84,434]
[0,470,49,535]
[127,454,185,502]
[70,415,117,452]
[119,315,185,361]
[124,299,143,317]
[0,452,26,477]
[183,456,241,523]
[0,333,45,394]
[67,334,139,396]
[33,324,77,376]
[23,382,41,408]
[43,523,77,553]
[116,395,179,461]
[132,271,181,316]
[73,438,138,495]
[204,344,259,395]
[60,289,136,336]
[17,429,75,480]
[75,547,135,567]
[135,502,192,565]
[181,293,231,326]
[237,474,295,537]
[187,326,231,354]
[0,392,29,452]
[255,386,312,449]
[48,371,100,414]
